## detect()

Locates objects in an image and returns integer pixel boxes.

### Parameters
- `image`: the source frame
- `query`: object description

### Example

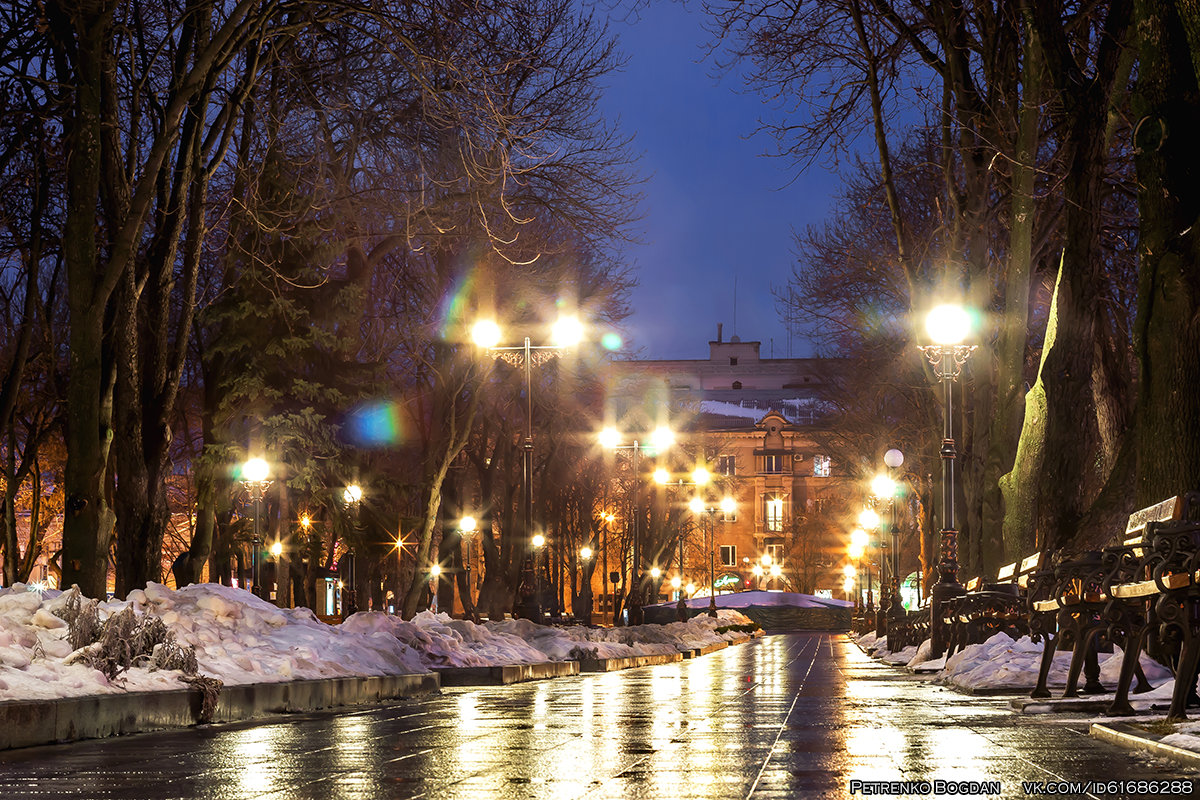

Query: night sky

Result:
[600,1,842,361]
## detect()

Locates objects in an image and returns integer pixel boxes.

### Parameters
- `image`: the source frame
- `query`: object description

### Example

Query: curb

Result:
[580,652,682,672]
[435,661,579,686]
[1091,722,1200,769]
[0,672,439,751]
[1010,696,1111,714]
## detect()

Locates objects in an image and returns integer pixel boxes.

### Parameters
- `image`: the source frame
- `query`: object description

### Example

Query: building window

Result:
[718,455,735,476]
[720,545,737,567]
[764,496,784,532]
[813,454,831,477]
[732,380,742,390]
[765,543,784,564]
[721,506,737,522]
[729,357,738,366]
[763,454,783,473]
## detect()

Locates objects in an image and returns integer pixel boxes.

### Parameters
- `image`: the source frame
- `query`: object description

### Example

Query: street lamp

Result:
[475,316,582,624]
[532,533,546,621]
[600,426,673,625]
[459,515,477,610]
[881,448,906,633]
[342,484,363,615]
[920,303,976,658]
[241,458,272,598]
[869,476,898,638]
[850,526,870,626]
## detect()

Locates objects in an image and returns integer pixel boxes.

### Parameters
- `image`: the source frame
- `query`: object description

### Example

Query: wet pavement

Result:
[2,633,1199,799]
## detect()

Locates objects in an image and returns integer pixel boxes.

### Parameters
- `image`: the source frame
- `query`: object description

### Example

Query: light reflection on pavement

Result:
[0,633,1198,799]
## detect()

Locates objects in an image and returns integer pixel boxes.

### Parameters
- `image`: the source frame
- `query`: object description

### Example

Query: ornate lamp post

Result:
[532,533,546,620]
[870,475,898,638]
[458,515,477,611]
[849,526,870,629]
[474,316,582,624]
[342,483,363,615]
[241,458,272,598]
[600,426,674,625]
[919,303,976,658]
[688,492,732,618]
[859,508,882,627]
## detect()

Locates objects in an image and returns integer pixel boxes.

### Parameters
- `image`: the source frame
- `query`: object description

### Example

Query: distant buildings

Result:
[604,326,846,610]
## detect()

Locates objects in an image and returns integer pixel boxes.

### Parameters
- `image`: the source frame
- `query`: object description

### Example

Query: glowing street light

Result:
[580,546,593,560]
[478,317,582,623]
[270,541,282,558]
[240,458,272,599]
[920,303,977,657]
[601,425,674,625]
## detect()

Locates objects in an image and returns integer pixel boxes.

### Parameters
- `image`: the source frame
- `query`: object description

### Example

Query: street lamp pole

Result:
[241,458,272,598]
[601,426,674,626]
[920,304,976,658]
[474,317,581,625]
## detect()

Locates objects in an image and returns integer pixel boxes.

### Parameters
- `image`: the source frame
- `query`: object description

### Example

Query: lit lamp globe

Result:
[270,541,282,558]
[926,304,971,345]
[689,496,705,514]
[842,564,857,579]
[850,528,869,550]
[459,516,477,533]
[532,534,545,548]
[551,315,584,347]
[599,427,622,449]
[243,457,269,483]
[720,496,737,516]
[685,582,696,595]
[650,426,674,452]
[858,508,881,530]
[770,564,782,578]
[884,448,905,469]
[871,474,897,498]
[471,319,502,349]
[344,484,363,504]
[580,546,593,560]
[691,466,711,486]
[650,566,661,579]
[752,565,764,578]
[670,576,682,590]
[430,563,442,578]
[653,468,671,485]
[849,542,865,561]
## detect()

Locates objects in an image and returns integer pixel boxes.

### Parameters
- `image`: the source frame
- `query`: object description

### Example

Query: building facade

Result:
[605,328,847,605]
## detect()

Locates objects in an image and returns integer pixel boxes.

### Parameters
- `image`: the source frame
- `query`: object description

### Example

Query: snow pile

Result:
[0,582,426,702]
[938,634,1172,692]
[342,611,548,668]
[0,582,757,703]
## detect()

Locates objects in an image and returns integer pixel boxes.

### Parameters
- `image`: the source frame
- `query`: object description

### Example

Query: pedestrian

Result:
[676,596,688,622]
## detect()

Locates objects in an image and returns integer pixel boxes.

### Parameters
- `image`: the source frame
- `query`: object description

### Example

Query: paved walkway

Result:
[2,633,1199,799]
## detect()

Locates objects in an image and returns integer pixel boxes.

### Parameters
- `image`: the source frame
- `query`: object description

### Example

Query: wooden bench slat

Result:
[996,562,1017,581]
[1125,495,1182,536]
[1019,552,1043,573]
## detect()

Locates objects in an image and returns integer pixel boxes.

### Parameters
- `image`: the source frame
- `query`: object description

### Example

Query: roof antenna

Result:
[733,274,738,337]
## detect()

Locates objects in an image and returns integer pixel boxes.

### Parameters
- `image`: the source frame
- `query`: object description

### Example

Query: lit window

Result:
[766,543,784,564]
[764,497,784,532]
[720,545,736,567]
[718,455,735,476]
[813,454,831,477]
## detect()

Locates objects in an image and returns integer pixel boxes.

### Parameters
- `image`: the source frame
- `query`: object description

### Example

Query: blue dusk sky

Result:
[599,1,844,361]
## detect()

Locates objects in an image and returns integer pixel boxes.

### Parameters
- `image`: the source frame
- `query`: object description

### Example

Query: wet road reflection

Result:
[0,633,1197,799]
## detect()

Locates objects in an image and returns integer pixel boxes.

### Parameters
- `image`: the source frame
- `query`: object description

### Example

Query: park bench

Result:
[1104,493,1200,719]
[1029,496,1183,703]
[943,552,1044,658]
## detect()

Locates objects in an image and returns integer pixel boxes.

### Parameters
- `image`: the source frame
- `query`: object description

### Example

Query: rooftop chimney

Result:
[717,323,723,343]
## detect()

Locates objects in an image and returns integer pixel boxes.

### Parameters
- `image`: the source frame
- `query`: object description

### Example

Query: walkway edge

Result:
[435,661,579,685]
[1091,722,1200,769]
[0,672,439,751]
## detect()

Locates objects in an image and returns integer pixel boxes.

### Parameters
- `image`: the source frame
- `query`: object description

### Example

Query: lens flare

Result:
[345,401,404,447]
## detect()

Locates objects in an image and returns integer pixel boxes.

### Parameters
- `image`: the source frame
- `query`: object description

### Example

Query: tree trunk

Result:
[1133,0,1200,505]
